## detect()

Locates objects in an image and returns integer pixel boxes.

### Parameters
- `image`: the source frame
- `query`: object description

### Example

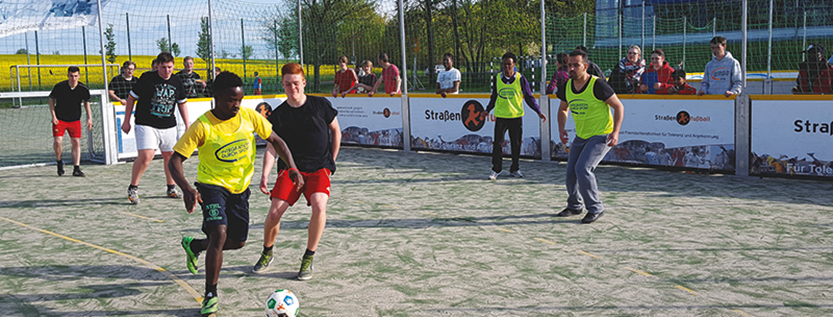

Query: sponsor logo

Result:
[372,108,398,118]
[498,87,517,100]
[214,139,249,163]
[461,100,485,131]
[710,67,730,80]
[654,110,710,126]
[568,99,588,115]
[794,120,833,135]
[205,203,222,221]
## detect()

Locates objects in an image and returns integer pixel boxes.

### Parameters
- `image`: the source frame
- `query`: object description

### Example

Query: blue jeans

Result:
[565,135,611,214]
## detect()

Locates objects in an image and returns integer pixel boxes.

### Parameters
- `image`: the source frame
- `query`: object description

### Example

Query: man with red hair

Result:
[253,63,342,281]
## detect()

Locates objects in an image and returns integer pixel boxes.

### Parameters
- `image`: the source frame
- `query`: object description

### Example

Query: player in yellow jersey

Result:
[168,71,303,316]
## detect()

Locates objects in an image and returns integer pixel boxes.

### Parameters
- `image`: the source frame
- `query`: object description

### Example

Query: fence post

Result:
[765,0,773,94]
[618,11,622,60]
[82,26,89,86]
[241,19,247,87]
[208,0,216,109]
[166,15,172,53]
[298,0,304,66]
[712,17,716,37]
[802,11,806,62]
[583,12,586,48]
[275,19,279,92]
[652,17,655,50]
[682,16,686,70]
[35,31,41,90]
[25,32,32,91]
[641,0,646,52]
[540,0,549,161]
[126,13,132,61]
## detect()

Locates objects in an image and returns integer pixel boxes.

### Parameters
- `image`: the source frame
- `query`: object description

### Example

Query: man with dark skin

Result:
[169,71,303,316]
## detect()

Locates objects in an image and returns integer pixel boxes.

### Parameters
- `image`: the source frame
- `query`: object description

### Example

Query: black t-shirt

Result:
[176,70,202,98]
[267,95,338,173]
[110,75,138,100]
[49,80,91,122]
[130,70,187,129]
[556,76,616,102]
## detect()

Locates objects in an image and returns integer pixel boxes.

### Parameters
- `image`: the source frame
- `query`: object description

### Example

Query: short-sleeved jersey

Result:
[358,73,376,87]
[49,80,91,122]
[130,70,188,129]
[334,68,357,92]
[437,67,461,91]
[176,70,202,98]
[382,64,401,94]
[267,95,338,173]
[109,75,138,100]
[173,107,273,194]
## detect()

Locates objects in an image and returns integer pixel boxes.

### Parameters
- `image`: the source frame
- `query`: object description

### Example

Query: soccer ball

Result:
[265,289,299,317]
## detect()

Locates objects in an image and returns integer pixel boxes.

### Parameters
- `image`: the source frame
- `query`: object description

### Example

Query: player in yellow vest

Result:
[480,52,547,180]
[555,50,624,224]
[168,71,303,316]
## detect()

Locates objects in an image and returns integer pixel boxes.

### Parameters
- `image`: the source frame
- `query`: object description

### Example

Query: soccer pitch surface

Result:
[2,146,833,317]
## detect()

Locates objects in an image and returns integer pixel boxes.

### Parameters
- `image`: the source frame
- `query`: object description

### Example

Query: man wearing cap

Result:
[792,43,833,94]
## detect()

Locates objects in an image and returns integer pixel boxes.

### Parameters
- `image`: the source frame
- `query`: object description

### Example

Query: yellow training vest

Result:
[196,114,257,194]
[566,76,613,139]
[495,72,524,118]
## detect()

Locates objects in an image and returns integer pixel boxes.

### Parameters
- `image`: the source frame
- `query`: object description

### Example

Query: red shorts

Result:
[270,168,331,206]
[53,120,82,138]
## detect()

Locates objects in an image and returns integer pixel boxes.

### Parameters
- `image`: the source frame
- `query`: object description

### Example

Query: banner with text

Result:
[326,96,403,148]
[410,96,542,157]
[751,99,833,177]
[550,98,735,171]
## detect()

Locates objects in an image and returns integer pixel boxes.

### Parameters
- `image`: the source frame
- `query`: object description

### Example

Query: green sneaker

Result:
[298,254,314,281]
[252,249,273,274]
[200,295,218,316]
[181,237,199,274]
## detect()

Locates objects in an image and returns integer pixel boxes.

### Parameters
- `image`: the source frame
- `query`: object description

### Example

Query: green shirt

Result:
[494,73,524,118]
[566,76,613,139]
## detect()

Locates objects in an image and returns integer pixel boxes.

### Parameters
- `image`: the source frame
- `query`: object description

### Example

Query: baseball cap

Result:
[803,43,825,55]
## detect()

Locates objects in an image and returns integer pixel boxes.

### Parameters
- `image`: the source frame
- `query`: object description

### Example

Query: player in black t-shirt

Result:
[49,66,92,177]
[176,56,205,98]
[108,60,138,104]
[121,52,190,204]
[251,63,342,281]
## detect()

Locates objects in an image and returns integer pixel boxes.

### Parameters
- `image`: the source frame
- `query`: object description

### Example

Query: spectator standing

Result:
[333,55,358,98]
[640,49,675,94]
[609,45,646,94]
[792,43,833,94]
[177,56,205,98]
[546,52,570,95]
[355,60,376,94]
[203,67,222,97]
[49,66,92,177]
[253,71,262,95]
[697,36,743,97]
[436,53,461,98]
[368,53,401,96]
[109,61,138,104]
[576,46,607,82]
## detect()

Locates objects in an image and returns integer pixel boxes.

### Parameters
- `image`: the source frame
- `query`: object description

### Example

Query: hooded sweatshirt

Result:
[700,51,743,95]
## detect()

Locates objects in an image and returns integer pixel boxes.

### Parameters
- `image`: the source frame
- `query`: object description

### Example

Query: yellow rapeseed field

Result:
[1,54,337,92]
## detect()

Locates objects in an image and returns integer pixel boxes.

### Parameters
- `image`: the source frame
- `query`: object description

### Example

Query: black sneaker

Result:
[555,207,583,217]
[57,161,65,176]
[581,211,604,223]
[72,168,86,177]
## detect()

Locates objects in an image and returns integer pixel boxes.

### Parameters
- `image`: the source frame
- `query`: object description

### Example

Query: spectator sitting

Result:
[639,49,675,94]
[609,45,646,94]
[545,52,569,94]
[792,43,833,94]
[576,45,606,82]
[656,69,697,95]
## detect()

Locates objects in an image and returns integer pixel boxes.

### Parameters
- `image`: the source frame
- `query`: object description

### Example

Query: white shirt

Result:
[437,67,461,92]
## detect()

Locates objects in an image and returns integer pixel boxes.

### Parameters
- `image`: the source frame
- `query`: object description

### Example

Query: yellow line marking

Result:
[675,285,699,296]
[422,211,437,216]
[0,216,203,304]
[731,309,753,316]
[355,200,364,204]
[534,238,557,245]
[120,212,164,223]
[381,204,398,209]
[577,250,600,259]
[497,227,514,233]
[624,267,652,276]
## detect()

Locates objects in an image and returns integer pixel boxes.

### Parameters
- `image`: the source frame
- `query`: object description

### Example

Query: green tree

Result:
[196,17,213,66]
[15,48,28,54]
[242,45,254,60]
[104,24,117,63]
[156,37,170,53]
[172,43,181,57]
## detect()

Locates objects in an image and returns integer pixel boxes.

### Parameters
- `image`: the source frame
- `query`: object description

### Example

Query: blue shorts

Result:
[196,182,251,242]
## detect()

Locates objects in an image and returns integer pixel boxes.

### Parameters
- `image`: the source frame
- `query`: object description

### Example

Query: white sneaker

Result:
[488,170,501,180]
[510,170,524,178]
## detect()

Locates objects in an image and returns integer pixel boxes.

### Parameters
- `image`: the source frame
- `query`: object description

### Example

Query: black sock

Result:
[191,239,205,254]
[167,184,176,190]
[128,184,138,190]
[263,245,273,254]
[73,165,80,171]
[304,249,315,257]
[57,160,63,166]
[205,284,217,298]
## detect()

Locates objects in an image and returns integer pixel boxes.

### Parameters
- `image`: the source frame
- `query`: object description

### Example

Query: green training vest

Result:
[495,72,524,118]
[566,76,613,139]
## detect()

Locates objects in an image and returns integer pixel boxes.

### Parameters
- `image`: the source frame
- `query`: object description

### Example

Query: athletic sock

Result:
[191,239,206,254]
[57,160,63,167]
[128,184,138,191]
[263,245,273,254]
[205,284,217,298]
[304,249,315,257]
[167,184,176,190]
[73,165,80,171]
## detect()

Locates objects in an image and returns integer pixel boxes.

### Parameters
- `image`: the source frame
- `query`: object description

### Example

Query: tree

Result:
[242,45,254,60]
[104,24,117,63]
[172,43,181,57]
[220,49,231,59]
[15,48,28,54]
[196,16,213,66]
[157,37,170,53]
[263,14,298,61]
